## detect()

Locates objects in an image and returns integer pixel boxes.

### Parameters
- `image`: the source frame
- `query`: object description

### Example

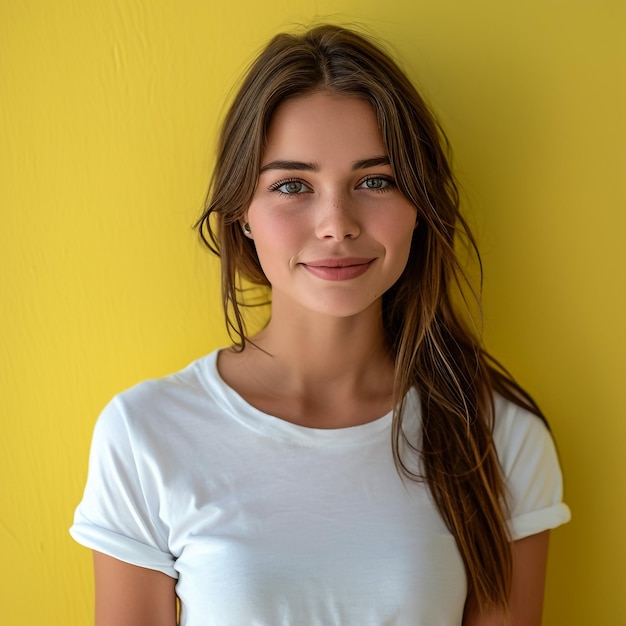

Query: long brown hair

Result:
[196,24,547,613]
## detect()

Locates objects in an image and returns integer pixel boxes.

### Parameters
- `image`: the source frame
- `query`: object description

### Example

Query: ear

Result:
[240,219,253,238]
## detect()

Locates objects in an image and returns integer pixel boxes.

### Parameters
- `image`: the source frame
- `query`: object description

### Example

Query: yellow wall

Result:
[1,1,624,623]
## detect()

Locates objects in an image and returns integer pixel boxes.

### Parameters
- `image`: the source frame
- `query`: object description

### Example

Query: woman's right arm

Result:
[93,551,178,626]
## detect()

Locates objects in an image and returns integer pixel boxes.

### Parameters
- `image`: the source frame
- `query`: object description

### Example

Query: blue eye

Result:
[359,176,395,191]
[270,179,311,195]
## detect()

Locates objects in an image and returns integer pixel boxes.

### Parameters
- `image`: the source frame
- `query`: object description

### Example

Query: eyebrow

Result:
[259,160,318,173]
[352,156,391,170]
[258,156,391,174]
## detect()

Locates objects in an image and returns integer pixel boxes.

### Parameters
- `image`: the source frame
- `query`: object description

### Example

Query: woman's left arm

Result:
[463,530,551,626]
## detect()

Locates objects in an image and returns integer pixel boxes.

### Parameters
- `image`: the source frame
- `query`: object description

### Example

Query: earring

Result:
[243,223,252,235]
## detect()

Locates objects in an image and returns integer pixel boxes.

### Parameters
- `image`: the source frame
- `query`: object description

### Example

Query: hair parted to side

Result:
[195,23,547,614]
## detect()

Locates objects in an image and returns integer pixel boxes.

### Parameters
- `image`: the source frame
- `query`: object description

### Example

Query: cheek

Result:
[246,220,302,281]
[251,221,301,256]
[379,212,416,253]
[248,202,305,238]
[384,215,417,278]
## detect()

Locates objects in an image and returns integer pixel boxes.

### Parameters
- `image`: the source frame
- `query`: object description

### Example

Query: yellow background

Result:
[1,1,624,623]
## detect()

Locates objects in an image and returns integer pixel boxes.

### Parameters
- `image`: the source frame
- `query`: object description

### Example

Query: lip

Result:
[301,257,375,281]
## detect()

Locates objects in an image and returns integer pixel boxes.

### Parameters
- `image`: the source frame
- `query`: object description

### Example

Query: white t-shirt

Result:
[70,350,570,625]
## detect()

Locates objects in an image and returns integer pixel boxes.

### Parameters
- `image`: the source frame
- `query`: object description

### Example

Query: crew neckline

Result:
[196,349,403,448]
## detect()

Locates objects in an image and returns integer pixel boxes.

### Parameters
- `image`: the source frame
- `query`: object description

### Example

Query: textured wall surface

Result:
[1,0,624,623]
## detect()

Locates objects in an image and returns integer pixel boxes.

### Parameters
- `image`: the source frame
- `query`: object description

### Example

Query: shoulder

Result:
[119,350,219,406]
[491,395,571,538]
[491,394,557,484]
[491,395,552,467]
[92,350,225,448]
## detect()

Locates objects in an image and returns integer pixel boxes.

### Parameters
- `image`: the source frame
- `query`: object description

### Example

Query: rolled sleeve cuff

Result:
[70,517,177,579]
[507,502,572,541]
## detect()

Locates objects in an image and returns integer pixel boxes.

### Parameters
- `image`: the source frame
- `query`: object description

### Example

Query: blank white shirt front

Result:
[71,350,570,625]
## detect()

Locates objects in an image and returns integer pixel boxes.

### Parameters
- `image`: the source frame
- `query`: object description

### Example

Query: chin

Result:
[304,296,381,319]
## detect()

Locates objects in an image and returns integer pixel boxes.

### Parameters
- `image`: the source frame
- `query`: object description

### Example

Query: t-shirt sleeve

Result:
[69,396,177,578]
[493,398,571,541]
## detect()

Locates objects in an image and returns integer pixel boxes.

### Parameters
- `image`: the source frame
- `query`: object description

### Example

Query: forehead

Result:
[262,92,387,163]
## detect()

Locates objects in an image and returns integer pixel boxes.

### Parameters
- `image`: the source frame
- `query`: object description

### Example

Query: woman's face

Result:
[244,91,416,320]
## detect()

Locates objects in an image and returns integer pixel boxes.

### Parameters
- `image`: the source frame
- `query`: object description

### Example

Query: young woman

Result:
[71,24,570,625]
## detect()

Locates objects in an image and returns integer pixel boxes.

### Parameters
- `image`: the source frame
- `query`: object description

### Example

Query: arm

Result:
[93,551,178,626]
[463,530,550,626]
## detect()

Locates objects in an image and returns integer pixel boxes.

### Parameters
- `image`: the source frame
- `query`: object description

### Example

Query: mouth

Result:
[301,257,375,281]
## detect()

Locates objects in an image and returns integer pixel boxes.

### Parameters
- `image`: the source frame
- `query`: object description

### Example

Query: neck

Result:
[252,301,391,392]
[219,299,396,428]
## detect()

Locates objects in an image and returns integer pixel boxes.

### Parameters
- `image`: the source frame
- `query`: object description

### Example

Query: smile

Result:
[301,258,375,281]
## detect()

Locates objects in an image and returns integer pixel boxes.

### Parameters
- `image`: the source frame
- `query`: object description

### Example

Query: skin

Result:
[93,92,550,625]
[93,552,177,626]
[221,92,417,429]
[463,531,551,625]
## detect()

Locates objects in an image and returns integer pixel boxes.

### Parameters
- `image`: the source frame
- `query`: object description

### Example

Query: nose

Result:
[315,193,361,241]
